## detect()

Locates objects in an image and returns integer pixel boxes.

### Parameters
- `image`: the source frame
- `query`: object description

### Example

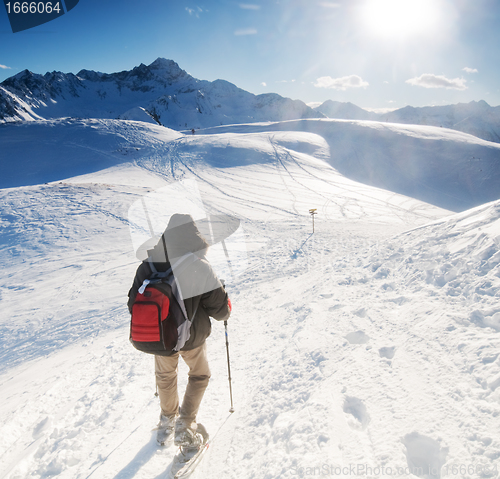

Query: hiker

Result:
[127,213,231,447]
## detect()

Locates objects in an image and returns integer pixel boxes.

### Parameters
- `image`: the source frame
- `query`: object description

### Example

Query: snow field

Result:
[1,118,500,478]
[214,216,500,478]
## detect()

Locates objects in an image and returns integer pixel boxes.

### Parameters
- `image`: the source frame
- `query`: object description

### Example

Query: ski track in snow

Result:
[1,119,500,479]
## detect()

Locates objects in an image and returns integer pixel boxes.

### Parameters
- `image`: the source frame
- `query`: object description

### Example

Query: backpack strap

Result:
[139,253,200,323]
[170,254,201,351]
[137,259,172,295]
[168,254,200,322]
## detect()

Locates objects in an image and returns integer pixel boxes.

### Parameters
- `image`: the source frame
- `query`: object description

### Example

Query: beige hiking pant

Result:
[155,342,211,424]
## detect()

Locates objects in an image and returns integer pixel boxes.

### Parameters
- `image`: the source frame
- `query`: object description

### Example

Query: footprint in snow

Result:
[328,304,343,311]
[488,374,500,391]
[345,331,370,345]
[353,307,367,318]
[343,396,370,430]
[481,353,498,364]
[402,432,448,479]
[32,416,51,439]
[379,346,396,360]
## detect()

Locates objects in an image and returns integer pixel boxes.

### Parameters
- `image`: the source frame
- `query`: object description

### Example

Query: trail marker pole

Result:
[309,209,317,233]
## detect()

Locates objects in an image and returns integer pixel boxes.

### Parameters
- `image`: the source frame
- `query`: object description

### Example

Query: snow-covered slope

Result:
[1,118,500,479]
[0,58,322,129]
[5,118,500,212]
[200,118,500,212]
[0,119,181,188]
[118,107,160,125]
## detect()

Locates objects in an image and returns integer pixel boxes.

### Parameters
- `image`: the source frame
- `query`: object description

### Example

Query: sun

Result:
[361,0,440,38]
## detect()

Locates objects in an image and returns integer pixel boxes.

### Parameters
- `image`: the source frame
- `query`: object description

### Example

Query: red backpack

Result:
[130,256,198,355]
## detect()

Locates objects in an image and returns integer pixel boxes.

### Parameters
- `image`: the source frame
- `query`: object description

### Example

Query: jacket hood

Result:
[148,214,209,263]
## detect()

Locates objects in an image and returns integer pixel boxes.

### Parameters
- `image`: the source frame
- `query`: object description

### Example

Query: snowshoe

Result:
[174,421,208,448]
[170,424,209,479]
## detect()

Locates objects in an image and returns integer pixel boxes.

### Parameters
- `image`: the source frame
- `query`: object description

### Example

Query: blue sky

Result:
[0,0,499,111]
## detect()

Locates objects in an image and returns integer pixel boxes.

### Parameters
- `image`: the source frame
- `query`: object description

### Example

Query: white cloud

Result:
[406,73,467,90]
[0,64,12,70]
[186,6,204,17]
[261,82,267,87]
[234,28,258,35]
[463,67,478,74]
[314,75,369,90]
[239,3,261,10]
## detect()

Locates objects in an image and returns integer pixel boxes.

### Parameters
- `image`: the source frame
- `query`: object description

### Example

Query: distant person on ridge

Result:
[127,213,231,448]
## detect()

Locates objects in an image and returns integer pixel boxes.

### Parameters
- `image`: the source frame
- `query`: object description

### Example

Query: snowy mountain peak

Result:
[76,69,104,81]
[314,99,378,121]
[3,69,42,89]
[472,99,490,109]
[148,57,182,73]
[147,58,191,84]
[10,68,34,80]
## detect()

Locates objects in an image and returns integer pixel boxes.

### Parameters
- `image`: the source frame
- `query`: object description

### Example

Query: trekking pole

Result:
[224,320,235,413]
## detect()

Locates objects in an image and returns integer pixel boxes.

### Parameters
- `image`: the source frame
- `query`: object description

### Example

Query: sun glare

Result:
[361,0,440,38]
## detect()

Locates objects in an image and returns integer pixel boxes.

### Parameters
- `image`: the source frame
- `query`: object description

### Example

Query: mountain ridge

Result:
[314,99,500,143]
[0,58,323,129]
